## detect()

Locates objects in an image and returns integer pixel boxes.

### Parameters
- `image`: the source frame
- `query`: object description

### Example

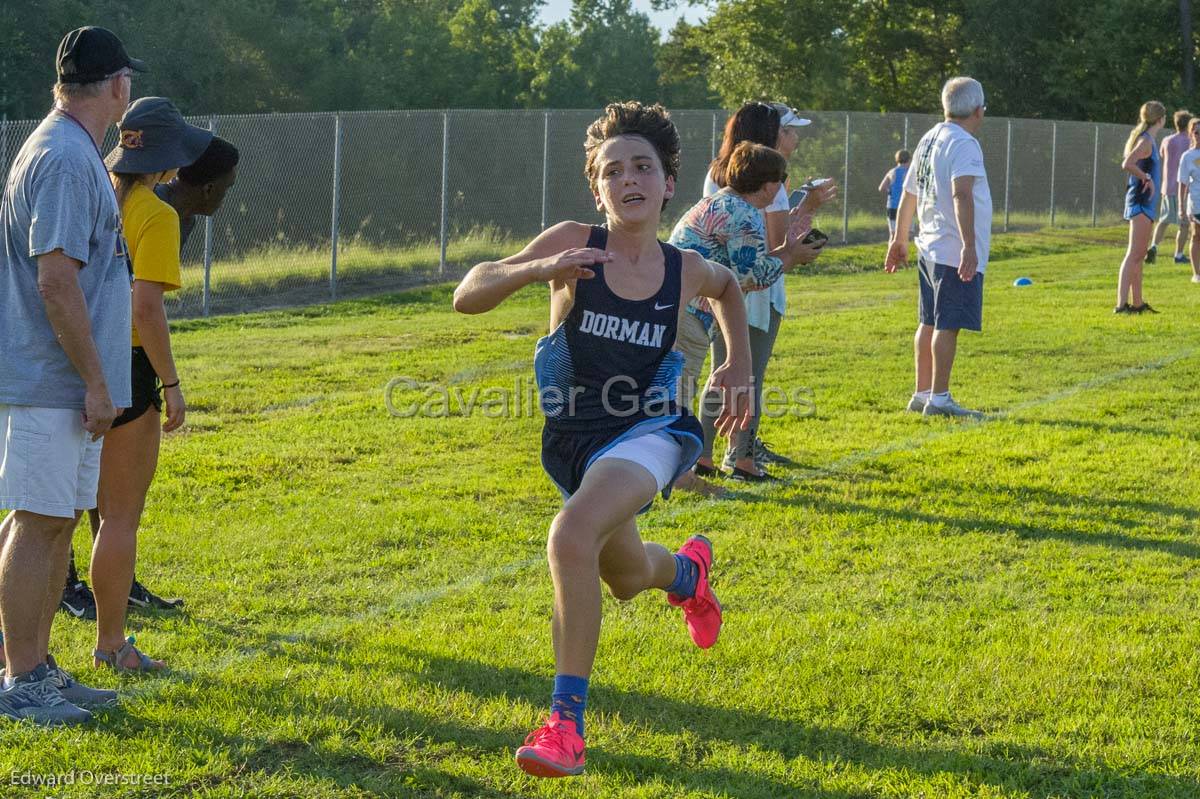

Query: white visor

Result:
[771,102,811,128]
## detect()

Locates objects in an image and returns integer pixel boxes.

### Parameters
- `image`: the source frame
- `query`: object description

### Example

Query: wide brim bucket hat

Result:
[104,96,213,174]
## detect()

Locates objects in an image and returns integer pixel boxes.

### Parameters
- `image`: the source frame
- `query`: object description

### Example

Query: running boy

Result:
[879,149,911,236]
[453,102,753,778]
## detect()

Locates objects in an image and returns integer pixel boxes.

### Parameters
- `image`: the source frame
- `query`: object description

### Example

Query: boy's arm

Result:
[684,251,752,435]
[452,221,607,314]
[879,171,893,193]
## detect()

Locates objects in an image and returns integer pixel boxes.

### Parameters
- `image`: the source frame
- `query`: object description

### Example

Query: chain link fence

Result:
[1,109,1145,318]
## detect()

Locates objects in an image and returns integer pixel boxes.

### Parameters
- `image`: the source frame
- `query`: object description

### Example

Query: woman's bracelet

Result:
[161,379,181,389]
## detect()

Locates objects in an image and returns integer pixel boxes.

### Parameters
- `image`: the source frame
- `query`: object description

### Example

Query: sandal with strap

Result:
[93,636,166,673]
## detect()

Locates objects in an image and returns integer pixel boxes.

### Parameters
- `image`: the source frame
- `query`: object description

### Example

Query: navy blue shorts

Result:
[918,257,984,332]
[541,415,702,513]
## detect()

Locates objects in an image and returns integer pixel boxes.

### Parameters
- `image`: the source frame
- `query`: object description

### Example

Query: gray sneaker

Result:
[923,395,985,419]
[0,664,92,726]
[753,438,794,466]
[46,655,117,708]
[723,448,762,471]
[906,395,927,413]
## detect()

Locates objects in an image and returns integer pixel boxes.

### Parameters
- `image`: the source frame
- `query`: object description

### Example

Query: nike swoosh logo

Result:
[61,602,86,618]
[654,302,674,310]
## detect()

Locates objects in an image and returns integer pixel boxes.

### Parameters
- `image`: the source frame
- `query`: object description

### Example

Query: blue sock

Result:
[666,553,699,598]
[551,674,589,736]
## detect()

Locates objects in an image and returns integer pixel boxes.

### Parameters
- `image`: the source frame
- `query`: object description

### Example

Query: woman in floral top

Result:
[669,141,820,482]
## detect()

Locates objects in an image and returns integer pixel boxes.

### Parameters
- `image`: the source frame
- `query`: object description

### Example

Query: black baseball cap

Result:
[56,27,147,84]
[104,98,213,174]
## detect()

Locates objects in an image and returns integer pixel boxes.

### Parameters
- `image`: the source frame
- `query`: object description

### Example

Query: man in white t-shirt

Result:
[885,76,991,418]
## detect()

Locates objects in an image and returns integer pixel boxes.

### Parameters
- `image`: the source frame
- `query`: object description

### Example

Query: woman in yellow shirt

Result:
[93,97,212,672]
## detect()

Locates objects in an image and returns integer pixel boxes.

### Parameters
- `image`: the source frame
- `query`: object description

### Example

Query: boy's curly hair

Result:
[584,102,681,202]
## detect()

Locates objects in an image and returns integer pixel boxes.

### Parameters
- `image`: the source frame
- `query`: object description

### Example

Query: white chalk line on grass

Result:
[117,555,546,702]
[789,345,1200,480]
[654,344,1200,519]
[116,344,1197,703]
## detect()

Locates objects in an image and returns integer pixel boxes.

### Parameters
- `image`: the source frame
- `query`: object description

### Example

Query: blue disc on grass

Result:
[1013,277,1033,287]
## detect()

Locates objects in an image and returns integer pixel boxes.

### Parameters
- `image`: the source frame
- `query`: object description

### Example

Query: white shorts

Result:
[593,430,683,492]
[0,405,101,518]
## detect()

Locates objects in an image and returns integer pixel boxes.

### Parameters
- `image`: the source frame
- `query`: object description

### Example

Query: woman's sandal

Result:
[94,636,166,673]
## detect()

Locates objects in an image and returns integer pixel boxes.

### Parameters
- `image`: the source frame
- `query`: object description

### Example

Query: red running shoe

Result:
[515,712,586,777]
[667,535,723,649]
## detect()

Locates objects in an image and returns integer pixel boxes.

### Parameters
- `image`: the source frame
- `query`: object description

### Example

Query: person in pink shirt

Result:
[1151,110,1192,264]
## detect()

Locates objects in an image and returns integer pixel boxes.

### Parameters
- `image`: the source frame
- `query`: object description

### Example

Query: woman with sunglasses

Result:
[671,142,819,484]
[696,102,836,480]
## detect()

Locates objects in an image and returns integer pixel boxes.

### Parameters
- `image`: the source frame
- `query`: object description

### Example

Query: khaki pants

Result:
[676,311,711,413]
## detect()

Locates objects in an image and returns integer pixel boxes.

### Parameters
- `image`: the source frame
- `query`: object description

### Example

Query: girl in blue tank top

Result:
[879,148,912,236]
[453,102,753,779]
[1116,101,1166,313]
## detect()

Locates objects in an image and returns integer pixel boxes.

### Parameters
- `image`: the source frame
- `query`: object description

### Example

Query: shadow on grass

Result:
[400,646,1199,797]
[122,667,868,799]
[92,682,532,798]
[185,637,1198,799]
[781,479,1200,559]
[1011,415,1199,444]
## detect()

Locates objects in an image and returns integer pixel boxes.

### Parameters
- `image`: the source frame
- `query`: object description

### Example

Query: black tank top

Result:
[535,226,686,432]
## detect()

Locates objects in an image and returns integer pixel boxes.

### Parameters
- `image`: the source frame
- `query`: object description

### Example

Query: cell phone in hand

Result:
[801,227,829,247]
[788,189,806,208]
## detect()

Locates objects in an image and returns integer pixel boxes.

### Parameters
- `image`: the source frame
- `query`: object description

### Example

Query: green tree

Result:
[527,0,662,107]
[693,0,857,109]
[448,0,539,108]
[844,0,964,112]
[656,19,720,109]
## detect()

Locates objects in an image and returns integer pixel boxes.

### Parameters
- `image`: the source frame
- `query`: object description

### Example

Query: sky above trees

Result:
[2,0,1194,124]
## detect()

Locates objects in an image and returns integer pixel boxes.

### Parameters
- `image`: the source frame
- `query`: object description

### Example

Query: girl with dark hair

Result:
[670,142,820,483]
[700,102,836,478]
[454,102,753,778]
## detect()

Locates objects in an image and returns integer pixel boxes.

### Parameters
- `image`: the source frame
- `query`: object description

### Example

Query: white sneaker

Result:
[923,395,985,419]
[906,395,927,413]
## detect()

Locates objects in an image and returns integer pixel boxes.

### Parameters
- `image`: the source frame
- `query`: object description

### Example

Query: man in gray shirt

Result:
[0,26,146,725]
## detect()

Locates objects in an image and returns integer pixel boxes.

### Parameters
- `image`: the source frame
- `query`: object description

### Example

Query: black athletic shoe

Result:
[127,580,184,611]
[727,466,779,482]
[1113,304,1131,314]
[60,581,97,620]
[1130,303,1159,314]
[1146,245,1157,263]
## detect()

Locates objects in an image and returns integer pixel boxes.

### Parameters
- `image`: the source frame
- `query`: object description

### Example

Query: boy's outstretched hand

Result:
[537,248,610,281]
[706,359,753,437]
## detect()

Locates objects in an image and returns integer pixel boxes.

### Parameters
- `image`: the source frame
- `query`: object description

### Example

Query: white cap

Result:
[771,102,811,128]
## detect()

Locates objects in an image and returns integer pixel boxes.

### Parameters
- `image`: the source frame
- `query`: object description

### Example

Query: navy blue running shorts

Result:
[917,256,984,332]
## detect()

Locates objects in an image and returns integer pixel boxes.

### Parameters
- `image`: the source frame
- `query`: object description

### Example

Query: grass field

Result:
[169,211,1128,318]
[3,225,1199,798]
